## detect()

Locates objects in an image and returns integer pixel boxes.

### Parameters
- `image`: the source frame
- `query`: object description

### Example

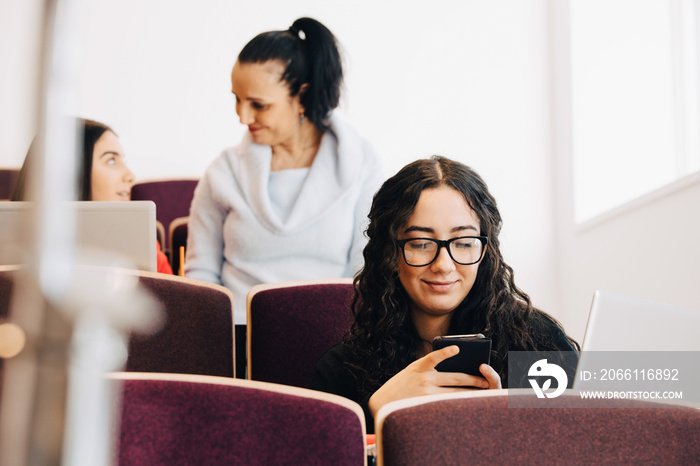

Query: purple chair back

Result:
[377,392,700,465]
[155,221,165,251]
[247,280,354,388]
[130,179,198,249]
[0,268,234,379]
[167,216,189,275]
[0,168,20,199]
[127,272,235,378]
[114,374,366,465]
[0,267,13,317]
[0,267,15,389]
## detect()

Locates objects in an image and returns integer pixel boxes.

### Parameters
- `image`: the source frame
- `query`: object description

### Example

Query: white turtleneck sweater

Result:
[185,114,384,324]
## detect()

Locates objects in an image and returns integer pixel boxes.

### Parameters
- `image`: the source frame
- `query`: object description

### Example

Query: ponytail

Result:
[237,17,343,130]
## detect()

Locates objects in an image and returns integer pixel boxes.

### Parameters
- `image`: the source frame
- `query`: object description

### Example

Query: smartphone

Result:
[432,334,492,376]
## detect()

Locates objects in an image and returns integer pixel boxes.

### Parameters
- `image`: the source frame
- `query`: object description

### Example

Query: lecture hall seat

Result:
[130,179,198,250]
[246,278,354,388]
[111,372,367,465]
[375,389,700,466]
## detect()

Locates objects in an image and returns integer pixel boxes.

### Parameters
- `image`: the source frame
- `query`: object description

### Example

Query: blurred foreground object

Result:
[0,1,160,465]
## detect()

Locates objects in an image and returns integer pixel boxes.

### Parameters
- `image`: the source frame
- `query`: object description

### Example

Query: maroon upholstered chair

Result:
[155,220,165,252]
[0,266,17,390]
[375,390,700,466]
[167,216,189,275]
[111,372,367,466]
[130,179,198,250]
[0,266,14,317]
[0,168,20,199]
[125,270,235,378]
[0,266,235,378]
[246,279,354,388]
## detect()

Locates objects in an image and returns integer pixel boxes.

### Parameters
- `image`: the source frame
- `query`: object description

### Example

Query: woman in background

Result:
[12,119,173,274]
[312,156,579,432]
[185,17,383,377]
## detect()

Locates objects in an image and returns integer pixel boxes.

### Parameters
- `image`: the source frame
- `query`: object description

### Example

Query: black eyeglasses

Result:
[396,236,488,267]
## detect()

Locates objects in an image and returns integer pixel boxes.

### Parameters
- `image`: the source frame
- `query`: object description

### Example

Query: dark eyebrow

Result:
[404,226,434,234]
[99,151,120,159]
[231,92,266,103]
[404,225,479,234]
[453,225,479,233]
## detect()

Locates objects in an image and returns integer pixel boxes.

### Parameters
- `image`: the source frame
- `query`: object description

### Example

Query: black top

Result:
[311,313,579,434]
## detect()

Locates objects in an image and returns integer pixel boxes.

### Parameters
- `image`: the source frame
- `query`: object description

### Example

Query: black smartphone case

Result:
[432,335,492,376]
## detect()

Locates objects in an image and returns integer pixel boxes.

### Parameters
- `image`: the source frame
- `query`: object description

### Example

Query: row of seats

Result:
[3,270,700,463]
[0,266,354,387]
[3,179,700,463]
[0,265,361,463]
[112,372,700,465]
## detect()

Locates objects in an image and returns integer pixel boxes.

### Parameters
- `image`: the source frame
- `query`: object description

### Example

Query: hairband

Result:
[288,25,305,40]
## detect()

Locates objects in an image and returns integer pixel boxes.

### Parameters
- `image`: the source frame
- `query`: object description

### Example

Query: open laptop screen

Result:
[579,290,700,353]
[0,201,157,272]
[574,290,700,394]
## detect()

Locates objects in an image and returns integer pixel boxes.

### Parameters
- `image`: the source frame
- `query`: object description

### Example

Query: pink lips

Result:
[248,126,261,133]
[424,280,456,292]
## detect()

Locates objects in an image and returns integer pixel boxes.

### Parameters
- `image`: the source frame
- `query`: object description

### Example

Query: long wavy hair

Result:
[12,119,113,201]
[344,156,578,394]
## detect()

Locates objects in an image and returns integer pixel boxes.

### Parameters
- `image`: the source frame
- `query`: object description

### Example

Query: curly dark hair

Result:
[344,156,578,395]
[237,17,342,131]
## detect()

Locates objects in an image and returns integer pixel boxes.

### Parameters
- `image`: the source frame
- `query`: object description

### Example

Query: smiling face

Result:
[90,130,134,201]
[231,59,304,147]
[397,185,484,328]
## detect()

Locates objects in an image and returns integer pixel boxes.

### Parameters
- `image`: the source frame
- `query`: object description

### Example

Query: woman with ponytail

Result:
[185,18,383,377]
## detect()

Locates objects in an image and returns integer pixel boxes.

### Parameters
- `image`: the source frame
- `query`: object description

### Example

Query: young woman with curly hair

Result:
[312,156,579,432]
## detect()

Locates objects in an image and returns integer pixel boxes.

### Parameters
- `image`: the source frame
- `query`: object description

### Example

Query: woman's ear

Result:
[296,83,309,111]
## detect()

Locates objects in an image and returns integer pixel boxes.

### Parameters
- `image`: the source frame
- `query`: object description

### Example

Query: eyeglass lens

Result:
[403,237,483,266]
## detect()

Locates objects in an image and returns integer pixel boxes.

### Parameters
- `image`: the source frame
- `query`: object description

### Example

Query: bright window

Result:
[571,0,700,223]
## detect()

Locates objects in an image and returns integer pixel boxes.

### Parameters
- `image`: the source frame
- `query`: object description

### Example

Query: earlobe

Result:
[297,83,309,109]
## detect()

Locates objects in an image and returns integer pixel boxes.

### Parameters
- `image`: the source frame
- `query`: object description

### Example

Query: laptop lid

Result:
[0,201,157,272]
[574,290,700,391]
[579,290,700,353]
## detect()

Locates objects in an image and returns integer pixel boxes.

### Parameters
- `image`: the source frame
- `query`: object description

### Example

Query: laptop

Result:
[0,201,157,272]
[574,290,700,393]
[579,290,700,352]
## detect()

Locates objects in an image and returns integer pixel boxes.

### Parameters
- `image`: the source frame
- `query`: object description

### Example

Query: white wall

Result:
[560,176,700,343]
[550,0,700,343]
[0,0,42,170]
[0,0,559,317]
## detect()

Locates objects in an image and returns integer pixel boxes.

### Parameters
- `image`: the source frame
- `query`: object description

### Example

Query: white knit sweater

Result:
[185,114,384,324]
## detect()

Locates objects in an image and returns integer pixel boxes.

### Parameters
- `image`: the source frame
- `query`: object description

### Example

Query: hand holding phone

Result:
[432,333,492,376]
